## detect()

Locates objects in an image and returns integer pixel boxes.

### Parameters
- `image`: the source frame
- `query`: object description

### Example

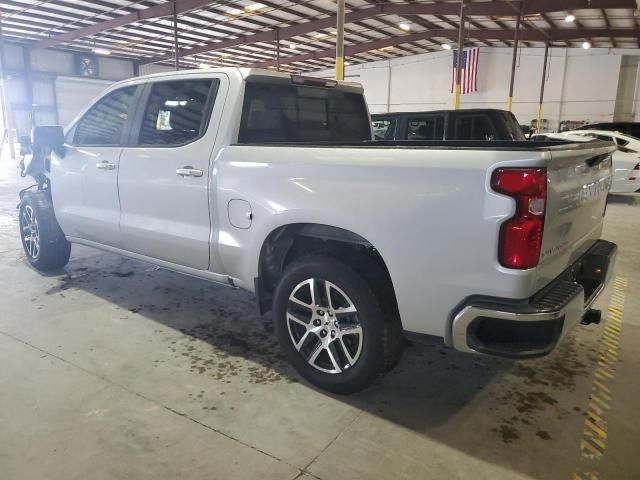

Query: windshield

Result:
[500,111,527,141]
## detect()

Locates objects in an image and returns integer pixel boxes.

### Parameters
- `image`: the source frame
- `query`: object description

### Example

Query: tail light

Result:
[491,168,547,269]
[630,162,640,181]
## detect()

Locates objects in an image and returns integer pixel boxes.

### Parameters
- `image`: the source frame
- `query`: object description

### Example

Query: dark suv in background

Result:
[371,109,526,141]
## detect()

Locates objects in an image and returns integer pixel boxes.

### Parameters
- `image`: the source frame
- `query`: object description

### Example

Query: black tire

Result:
[273,254,403,394]
[19,191,71,271]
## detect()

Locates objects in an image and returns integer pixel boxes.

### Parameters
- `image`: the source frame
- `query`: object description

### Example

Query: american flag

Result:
[451,48,480,94]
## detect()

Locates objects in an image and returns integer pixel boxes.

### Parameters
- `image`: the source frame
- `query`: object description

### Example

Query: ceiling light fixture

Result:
[227,8,243,15]
[198,63,210,69]
[582,41,592,49]
[92,48,111,55]
[565,14,575,22]
[399,23,411,31]
[245,3,267,11]
[442,43,452,50]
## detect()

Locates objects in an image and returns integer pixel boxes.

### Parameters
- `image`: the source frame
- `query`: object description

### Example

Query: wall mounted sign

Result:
[75,54,98,77]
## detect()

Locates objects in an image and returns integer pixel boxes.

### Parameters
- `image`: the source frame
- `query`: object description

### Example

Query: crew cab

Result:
[371,108,525,141]
[19,68,617,394]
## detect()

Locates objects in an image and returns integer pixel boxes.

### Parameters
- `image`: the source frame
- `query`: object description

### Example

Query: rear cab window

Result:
[238,78,371,143]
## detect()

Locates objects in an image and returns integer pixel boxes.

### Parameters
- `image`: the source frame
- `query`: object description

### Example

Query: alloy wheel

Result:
[21,205,40,259]
[286,278,363,374]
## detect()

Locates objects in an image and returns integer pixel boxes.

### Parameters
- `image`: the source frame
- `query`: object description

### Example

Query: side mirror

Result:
[32,125,65,157]
[19,135,32,155]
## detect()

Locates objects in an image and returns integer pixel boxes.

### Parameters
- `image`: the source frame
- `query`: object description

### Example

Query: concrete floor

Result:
[0,156,639,480]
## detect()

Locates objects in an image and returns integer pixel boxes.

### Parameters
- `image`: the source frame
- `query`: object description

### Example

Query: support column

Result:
[537,43,550,133]
[275,29,280,72]
[507,7,522,112]
[172,0,180,71]
[23,48,34,130]
[335,0,345,81]
[454,0,466,110]
[0,11,15,159]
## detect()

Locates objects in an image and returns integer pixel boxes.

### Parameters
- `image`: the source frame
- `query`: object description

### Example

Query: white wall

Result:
[139,63,175,76]
[615,56,640,122]
[0,42,137,137]
[314,47,640,131]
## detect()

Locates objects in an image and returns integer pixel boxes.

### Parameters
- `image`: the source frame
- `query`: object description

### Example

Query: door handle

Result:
[96,161,116,170]
[176,167,203,177]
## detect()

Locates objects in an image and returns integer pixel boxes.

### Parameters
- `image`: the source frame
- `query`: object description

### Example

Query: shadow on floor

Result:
[25,249,600,480]
[607,193,639,205]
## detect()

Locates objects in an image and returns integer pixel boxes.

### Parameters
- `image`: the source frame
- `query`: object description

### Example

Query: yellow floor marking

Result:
[592,379,611,394]
[575,276,626,478]
[581,437,603,458]
[573,472,600,480]
[588,402,606,416]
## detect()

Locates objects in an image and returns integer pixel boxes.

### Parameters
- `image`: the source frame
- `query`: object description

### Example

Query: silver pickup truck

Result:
[19,68,617,393]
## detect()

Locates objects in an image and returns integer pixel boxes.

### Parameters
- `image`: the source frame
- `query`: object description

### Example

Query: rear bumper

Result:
[450,239,617,358]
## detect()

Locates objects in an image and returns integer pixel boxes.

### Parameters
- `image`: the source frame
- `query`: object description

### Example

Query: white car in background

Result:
[564,129,640,153]
[533,132,640,194]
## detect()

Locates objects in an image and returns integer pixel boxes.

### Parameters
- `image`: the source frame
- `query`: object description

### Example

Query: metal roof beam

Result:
[249,27,640,68]
[141,0,636,65]
[31,0,217,49]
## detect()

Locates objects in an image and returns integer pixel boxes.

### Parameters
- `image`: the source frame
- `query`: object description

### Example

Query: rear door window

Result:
[407,116,445,140]
[136,79,217,146]
[238,81,371,143]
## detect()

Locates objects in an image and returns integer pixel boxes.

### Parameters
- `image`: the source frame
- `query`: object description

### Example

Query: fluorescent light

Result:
[288,43,297,50]
[227,8,243,15]
[379,46,395,51]
[442,43,452,50]
[165,100,187,107]
[565,14,575,22]
[344,61,351,66]
[198,63,210,69]
[245,3,267,11]
[582,41,591,49]
[92,48,111,55]
[399,23,411,31]
[313,32,328,39]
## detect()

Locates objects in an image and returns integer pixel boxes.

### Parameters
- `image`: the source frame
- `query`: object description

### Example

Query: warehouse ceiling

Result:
[1,0,639,73]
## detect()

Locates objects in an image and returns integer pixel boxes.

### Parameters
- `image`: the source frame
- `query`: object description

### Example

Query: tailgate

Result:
[536,141,616,290]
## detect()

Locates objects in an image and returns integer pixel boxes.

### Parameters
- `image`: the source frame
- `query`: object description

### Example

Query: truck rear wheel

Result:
[273,254,402,394]
[19,191,71,271]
